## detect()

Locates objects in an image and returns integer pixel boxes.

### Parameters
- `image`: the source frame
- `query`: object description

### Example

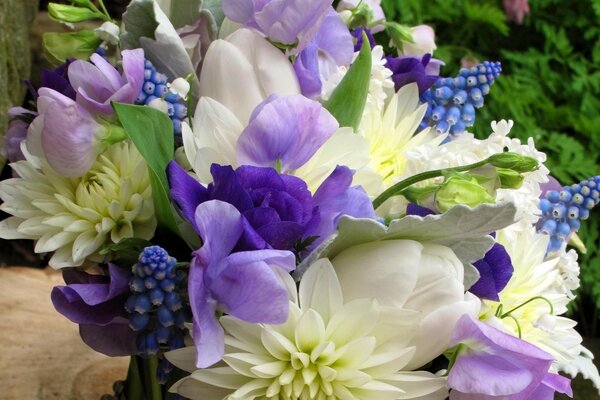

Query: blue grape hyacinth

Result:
[135,59,187,138]
[420,61,502,139]
[537,176,600,252]
[125,246,188,383]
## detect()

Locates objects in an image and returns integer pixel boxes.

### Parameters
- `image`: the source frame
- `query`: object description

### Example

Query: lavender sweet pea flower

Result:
[294,9,354,97]
[237,94,339,172]
[448,314,555,400]
[68,49,144,115]
[189,200,296,367]
[470,242,513,301]
[35,87,111,176]
[2,108,35,163]
[51,264,137,356]
[386,53,440,94]
[168,162,375,252]
[222,0,331,54]
[530,372,573,399]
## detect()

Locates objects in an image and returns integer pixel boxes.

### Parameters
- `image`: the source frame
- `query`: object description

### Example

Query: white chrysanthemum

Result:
[167,259,448,400]
[0,141,156,268]
[402,120,549,222]
[321,45,394,117]
[479,227,582,365]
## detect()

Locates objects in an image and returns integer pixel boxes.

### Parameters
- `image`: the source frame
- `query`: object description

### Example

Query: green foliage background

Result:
[381,0,600,333]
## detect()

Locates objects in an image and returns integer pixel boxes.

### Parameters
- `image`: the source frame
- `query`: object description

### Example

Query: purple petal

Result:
[352,27,376,51]
[51,264,131,326]
[119,49,145,104]
[236,95,338,171]
[235,165,287,192]
[193,200,245,265]
[211,254,293,323]
[448,315,554,399]
[209,164,254,212]
[529,373,573,399]
[311,166,376,245]
[41,60,76,100]
[222,0,257,23]
[256,221,305,250]
[386,54,439,95]
[470,243,513,301]
[79,321,137,356]
[41,99,100,177]
[188,259,224,368]
[406,203,435,217]
[315,11,354,66]
[294,43,323,97]
[167,161,209,232]
[236,218,270,251]
[539,175,563,197]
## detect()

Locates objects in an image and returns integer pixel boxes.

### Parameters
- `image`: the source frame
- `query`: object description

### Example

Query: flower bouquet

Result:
[2,0,600,399]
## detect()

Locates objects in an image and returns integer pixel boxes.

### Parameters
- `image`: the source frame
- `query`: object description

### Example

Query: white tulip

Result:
[198,28,300,125]
[330,239,481,370]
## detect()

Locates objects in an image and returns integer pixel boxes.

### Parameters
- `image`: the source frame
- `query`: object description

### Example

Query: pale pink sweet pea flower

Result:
[504,0,530,24]
[401,25,437,57]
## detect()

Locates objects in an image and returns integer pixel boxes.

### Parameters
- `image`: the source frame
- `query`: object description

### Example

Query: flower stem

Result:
[125,356,144,400]
[143,355,164,400]
[372,159,489,209]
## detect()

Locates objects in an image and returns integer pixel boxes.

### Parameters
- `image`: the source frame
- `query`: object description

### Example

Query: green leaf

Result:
[293,203,518,289]
[113,103,181,237]
[324,33,372,131]
[99,237,153,266]
[43,30,102,65]
[48,3,103,22]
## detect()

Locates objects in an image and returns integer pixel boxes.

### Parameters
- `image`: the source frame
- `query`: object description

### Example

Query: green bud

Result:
[401,185,440,204]
[488,152,539,173]
[43,30,102,66]
[101,123,127,145]
[347,3,375,29]
[48,3,101,23]
[385,21,415,51]
[496,168,525,189]
[68,0,95,7]
[435,175,495,212]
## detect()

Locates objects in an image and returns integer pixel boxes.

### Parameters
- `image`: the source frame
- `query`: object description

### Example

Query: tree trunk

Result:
[0,0,39,166]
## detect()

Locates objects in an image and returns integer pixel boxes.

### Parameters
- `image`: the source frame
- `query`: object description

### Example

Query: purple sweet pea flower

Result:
[448,314,555,400]
[36,87,108,176]
[293,10,354,97]
[169,162,375,253]
[222,0,332,54]
[351,27,376,51]
[2,107,36,163]
[386,53,441,94]
[189,200,296,367]
[51,264,137,356]
[41,60,77,100]
[236,94,339,172]
[470,242,513,301]
[530,372,573,399]
[68,49,144,115]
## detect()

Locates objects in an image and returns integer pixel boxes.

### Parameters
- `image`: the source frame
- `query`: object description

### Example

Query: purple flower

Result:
[169,162,374,253]
[530,372,573,399]
[293,10,354,97]
[448,314,555,400]
[2,107,35,163]
[41,60,77,100]
[236,94,339,172]
[222,0,332,54]
[189,200,296,367]
[470,242,513,301]
[51,264,137,356]
[386,54,441,94]
[351,27,376,51]
[68,49,144,115]
[36,87,108,176]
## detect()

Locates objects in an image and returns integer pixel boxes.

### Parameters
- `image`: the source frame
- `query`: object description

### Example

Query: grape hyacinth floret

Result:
[538,176,600,252]
[125,246,188,383]
[420,61,502,138]
[135,59,187,138]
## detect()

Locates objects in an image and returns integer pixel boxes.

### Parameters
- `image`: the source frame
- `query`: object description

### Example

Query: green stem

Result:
[144,355,164,400]
[372,158,489,209]
[97,0,111,20]
[125,356,144,400]
[500,296,555,318]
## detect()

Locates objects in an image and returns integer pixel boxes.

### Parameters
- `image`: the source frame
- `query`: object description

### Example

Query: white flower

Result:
[0,141,156,268]
[479,226,582,365]
[399,25,436,57]
[167,259,448,400]
[330,239,481,370]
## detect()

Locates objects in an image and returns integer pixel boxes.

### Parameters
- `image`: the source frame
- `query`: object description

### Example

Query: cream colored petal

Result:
[169,376,233,400]
[165,346,198,373]
[383,371,448,400]
[299,258,343,323]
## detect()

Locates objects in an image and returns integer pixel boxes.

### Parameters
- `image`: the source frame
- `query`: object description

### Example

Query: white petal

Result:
[299,259,343,323]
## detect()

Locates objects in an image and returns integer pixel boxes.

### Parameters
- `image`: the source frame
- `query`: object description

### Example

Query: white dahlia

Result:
[0,141,156,268]
[167,259,448,400]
